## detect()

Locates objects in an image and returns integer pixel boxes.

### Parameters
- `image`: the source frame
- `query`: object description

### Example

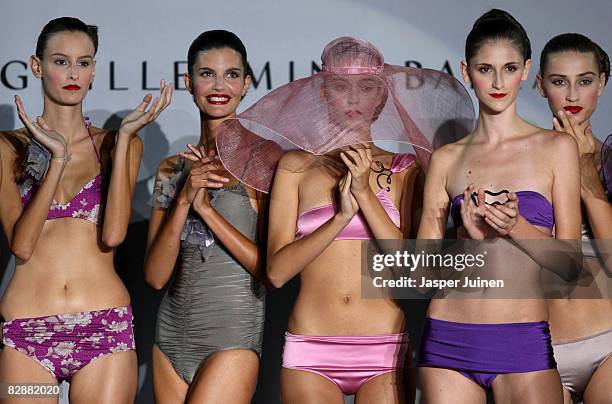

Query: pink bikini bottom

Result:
[282,331,410,395]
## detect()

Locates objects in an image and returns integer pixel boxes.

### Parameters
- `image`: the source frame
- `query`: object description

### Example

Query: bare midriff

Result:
[288,240,406,336]
[0,218,130,320]
[427,237,550,324]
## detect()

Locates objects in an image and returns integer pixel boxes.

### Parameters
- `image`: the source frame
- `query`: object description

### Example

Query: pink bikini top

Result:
[17,121,104,225]
[295,153,416,240]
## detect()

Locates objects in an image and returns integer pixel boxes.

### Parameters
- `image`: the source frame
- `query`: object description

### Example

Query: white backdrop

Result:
[2,0,611,167]
[1,1,611,402]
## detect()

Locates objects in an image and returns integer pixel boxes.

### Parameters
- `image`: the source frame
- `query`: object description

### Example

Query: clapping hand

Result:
[179,145,229,209]
[15,95,68,159]
[118,80,173,138]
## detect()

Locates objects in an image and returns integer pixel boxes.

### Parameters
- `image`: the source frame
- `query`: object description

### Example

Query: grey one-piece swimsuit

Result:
[152,158,265,383]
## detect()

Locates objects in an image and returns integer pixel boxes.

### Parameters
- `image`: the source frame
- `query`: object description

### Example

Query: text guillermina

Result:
[0,59,460,91]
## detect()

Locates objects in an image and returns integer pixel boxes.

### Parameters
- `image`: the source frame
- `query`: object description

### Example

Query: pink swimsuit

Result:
[295,153,414,240]
[282,153,415,395]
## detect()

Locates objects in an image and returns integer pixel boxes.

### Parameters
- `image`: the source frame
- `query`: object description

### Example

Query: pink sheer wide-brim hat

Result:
[216,36,475,193]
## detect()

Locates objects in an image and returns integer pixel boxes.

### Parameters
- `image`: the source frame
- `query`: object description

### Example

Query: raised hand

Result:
[15,95,68,158]
[339,144,373,197]
[483,192,519,236]
[553,109,597,158]
[118,79,173,138]
[337,171,359,222]
[459,184,491,240]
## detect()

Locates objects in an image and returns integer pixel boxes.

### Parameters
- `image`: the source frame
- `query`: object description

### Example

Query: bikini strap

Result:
[390,153,416,173]
[84,117,101,164]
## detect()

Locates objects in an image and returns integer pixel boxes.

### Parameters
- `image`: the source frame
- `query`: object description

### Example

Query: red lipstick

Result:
[489,93,507,99]
[206,93,231,105]
[63,85,81,91]
[563,106,583,115]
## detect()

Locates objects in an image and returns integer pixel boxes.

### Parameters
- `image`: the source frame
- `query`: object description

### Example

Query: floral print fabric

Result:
[1,305,135,382]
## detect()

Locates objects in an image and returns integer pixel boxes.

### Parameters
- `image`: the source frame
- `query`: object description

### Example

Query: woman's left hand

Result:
[483,192,520,236]
[340,144,372,197]
[118,79,173,138]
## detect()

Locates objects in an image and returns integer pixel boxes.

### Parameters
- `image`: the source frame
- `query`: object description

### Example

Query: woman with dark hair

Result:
[537,33,612,404]
[144,30,266,403]
[417,9,581,403]
[214,36,473,403]
[0,17,171,403]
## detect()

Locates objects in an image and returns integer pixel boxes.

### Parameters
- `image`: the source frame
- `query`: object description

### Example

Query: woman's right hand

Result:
[459,184,491,240]
[15,95,68,158]
[337,171,359,222]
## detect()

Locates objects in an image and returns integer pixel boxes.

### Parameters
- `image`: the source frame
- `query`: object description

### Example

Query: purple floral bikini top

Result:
[16,121,104,225]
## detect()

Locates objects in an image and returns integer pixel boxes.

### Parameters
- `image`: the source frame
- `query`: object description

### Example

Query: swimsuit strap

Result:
[84,118,101,164]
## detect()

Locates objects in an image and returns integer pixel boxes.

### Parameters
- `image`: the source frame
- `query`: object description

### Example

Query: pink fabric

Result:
[295,153,414,240]
[216,37,475,193]
[282,332,411,395]
[17,121,103,225]
[321,37,384,75]
[389,153,415,173]
[296,190,399,241]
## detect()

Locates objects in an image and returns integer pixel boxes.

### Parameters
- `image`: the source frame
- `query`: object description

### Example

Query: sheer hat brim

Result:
[217,65,475,193]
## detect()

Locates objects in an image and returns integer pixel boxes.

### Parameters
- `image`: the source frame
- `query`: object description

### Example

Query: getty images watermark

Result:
[361,239,607,299]
[370,249,503,289]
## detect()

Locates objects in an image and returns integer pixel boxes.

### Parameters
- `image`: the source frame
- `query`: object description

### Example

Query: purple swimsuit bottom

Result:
[418,317,556,389]
[2,305,135,382]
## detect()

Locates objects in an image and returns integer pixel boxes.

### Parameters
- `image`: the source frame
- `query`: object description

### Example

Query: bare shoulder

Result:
[429,137,466,169]
[276,150,313,172]
[531,128,577,152]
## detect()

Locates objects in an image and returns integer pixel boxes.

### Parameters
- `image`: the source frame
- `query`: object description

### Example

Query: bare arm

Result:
[10,159,66,261]
[266,153,356,288]
[144,157,195,290]
[552,111,611,238]
[144,200,190,290]
[101,134,142,247]
[5,98,70,261]
[103,83,173,246]
[486,134,582,280]
[416,149,450,240]
[508,134,582,242]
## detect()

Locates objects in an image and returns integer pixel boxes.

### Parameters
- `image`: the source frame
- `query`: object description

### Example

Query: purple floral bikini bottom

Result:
[1,305,135,382]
